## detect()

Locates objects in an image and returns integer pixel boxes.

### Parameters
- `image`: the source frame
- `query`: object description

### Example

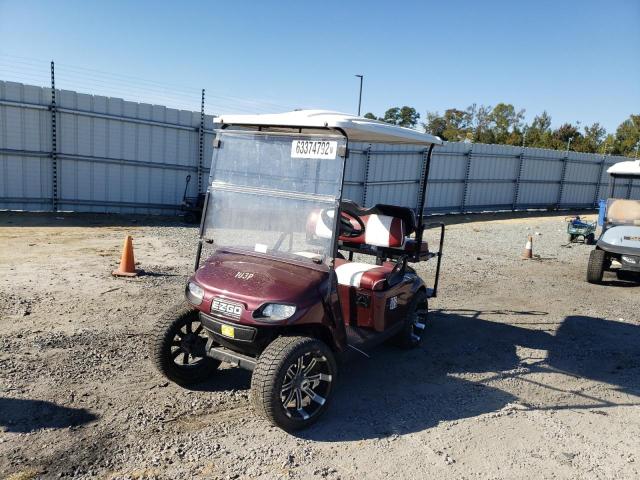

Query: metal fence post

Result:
[362,145,372,207]
[416,149,429,215]
[556,153,569,208]
[461,146,473,213]
[512,148,525,210]
[626,178,633,199]
[50,61,58,212]
[593,156,606,207]
[197,89,205,194]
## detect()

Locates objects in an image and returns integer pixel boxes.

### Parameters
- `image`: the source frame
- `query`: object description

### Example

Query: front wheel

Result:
[150,303,220,385]
[585,233,596,245]
[586,249,607,284]
[251,336,336,431]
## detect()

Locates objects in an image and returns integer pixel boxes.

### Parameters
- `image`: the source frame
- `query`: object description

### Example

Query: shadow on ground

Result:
[0,397,97,433]
[179,308,640,441]
[300,309,640,441]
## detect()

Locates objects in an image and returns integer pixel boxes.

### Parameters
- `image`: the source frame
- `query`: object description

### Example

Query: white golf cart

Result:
[587,159,640,283]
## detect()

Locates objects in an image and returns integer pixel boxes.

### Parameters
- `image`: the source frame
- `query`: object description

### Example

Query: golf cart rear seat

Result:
[339,207,430,262]
[307,202,430,258]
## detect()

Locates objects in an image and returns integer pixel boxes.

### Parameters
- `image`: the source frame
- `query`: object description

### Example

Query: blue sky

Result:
[1,0,638,132]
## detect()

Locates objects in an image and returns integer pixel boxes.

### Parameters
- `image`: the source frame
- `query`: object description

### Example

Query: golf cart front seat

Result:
[333,258,398,291]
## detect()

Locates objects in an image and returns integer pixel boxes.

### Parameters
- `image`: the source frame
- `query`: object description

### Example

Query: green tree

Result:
[363,112,377,120]
[489,103,525,144]
[525,111,553,148]
[381,106,420,128]
[442,108,471,141]
[613,114,640,156]
[423,111,447,138]
[551,123,582,151]
[466,104,494,143]
[579,122,606,153]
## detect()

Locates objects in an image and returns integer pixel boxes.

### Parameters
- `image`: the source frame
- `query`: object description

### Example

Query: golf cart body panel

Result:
[190,111,442,346]
[152,110,444,430]
[588,160,640,282]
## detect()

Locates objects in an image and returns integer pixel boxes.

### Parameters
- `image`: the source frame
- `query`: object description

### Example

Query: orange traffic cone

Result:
[522,234,533,259]
[112,235,138,277]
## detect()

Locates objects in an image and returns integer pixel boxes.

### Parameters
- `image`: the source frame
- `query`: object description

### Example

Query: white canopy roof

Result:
[607,159,640,176]
[215,110,443,146]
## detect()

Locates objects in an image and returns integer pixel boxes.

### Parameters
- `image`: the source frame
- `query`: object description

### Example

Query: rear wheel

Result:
[251,336,336,431]
[586,233,596,245]
[392,290,428,349]
[587,249,607,284]
[150,303,220,385]
[184,211,199,224]
[567,234,575,243]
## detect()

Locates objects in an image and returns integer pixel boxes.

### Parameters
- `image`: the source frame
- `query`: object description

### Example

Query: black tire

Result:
[567,234,575,243]
[586,249,607,284]
[586,233,596,245]
[251,336,336,431]
[150,303,220,385]
[391,290,429,349]
[184,212,199,224]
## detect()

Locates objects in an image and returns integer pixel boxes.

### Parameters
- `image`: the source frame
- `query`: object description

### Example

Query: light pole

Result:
[355,75,363,116]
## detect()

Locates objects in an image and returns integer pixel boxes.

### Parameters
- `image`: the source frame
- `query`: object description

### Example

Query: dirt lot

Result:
[1,210,639,479]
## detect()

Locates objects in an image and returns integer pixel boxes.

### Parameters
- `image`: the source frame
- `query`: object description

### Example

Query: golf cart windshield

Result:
[606,172,640,226]
[202,130,346,264]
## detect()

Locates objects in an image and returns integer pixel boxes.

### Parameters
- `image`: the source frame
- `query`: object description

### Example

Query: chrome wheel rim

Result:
[280,351,332,421]
[411,308,428,343]
[170,318,207,368]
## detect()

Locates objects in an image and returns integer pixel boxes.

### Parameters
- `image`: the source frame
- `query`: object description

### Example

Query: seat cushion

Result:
[334,261,394,291]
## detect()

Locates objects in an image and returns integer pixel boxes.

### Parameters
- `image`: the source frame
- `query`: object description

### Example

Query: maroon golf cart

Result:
[150,111,444,431]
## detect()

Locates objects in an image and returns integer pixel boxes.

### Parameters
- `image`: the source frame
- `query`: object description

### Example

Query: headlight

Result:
[186,282,204,305]
[258,303,296,320]
[621,255,639,264]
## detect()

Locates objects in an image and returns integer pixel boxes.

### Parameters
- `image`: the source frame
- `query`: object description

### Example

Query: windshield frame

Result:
[195,127,349,271]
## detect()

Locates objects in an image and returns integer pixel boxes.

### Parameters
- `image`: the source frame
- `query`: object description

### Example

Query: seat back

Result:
[353,214,405,247]
[306,203,411,248]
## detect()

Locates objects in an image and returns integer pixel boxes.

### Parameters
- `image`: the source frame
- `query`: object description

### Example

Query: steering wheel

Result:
[320,209,365,238]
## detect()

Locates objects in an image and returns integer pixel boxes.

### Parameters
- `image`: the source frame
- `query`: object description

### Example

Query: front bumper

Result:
[619,255,640,272]
[199,312,277,356]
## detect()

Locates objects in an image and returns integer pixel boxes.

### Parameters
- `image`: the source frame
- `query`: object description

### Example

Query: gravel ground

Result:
[0,210,639,480]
